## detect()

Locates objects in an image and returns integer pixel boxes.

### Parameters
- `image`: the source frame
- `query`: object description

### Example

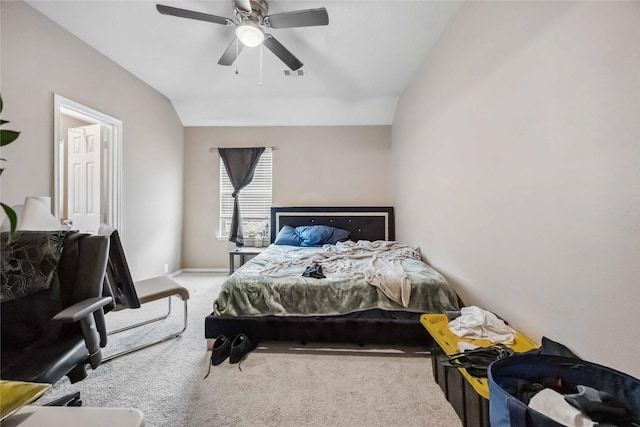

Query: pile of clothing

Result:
[521,381,639,427]
[447,306,516,345]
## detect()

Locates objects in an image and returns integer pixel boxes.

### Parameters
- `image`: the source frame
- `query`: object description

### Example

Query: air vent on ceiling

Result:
[283,69,305,77]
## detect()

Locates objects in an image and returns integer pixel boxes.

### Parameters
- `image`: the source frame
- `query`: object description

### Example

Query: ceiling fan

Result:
[156,0,329,71]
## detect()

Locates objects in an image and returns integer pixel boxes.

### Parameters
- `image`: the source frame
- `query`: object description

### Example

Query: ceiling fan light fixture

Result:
[236,22,265,47]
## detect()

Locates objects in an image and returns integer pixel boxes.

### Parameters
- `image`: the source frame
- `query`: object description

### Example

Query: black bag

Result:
[440,344,515,378]
[488,354,640,427]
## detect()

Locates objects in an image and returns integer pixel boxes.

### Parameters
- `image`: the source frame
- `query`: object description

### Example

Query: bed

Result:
[204,206,460,346]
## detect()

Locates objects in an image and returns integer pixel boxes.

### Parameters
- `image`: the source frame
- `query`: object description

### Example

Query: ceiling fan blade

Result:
[156,4,233,26]
[218,37,245,66]
[233,0,252,13]
[265,8,329,29]
[263,35,303,71]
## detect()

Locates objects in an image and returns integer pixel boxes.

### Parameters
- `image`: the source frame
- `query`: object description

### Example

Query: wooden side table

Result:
[228,246,267,274]
[420,313,538,427]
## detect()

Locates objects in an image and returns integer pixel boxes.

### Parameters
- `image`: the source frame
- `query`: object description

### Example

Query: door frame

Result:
[53,94,123,233]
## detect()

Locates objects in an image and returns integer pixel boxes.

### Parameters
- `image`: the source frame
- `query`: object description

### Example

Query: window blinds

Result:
[219,149,272,236]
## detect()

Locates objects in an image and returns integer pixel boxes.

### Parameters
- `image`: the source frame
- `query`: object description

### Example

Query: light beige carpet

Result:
[41,272,462,427]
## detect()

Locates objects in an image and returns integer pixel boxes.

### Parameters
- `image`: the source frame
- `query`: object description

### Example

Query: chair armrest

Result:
[52,297,113,323]
[51,296,113,369]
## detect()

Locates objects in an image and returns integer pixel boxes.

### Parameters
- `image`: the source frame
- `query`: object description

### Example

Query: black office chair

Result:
[1,230,112,385]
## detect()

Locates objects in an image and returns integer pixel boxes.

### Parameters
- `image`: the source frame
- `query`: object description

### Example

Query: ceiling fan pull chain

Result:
[235,37,239,75]
[259,44,263,86]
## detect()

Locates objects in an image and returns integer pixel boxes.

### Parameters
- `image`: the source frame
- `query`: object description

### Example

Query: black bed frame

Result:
[269,206,395,243]
[204,206,434,347]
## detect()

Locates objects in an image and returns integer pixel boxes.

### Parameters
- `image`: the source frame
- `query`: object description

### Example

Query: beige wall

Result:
[393,1,639,377]
[183,126,392,268]
[0,1,184,280]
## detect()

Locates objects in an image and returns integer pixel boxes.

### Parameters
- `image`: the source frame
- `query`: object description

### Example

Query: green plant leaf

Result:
[1,202,18,241]
[1,130,20,146]
[0,94,20,242]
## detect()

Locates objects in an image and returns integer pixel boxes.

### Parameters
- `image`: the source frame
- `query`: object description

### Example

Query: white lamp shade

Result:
[17,197,61,231]
[236,23,265,47]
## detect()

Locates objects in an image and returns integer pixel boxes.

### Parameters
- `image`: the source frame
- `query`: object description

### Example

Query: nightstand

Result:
[228,246,267,274]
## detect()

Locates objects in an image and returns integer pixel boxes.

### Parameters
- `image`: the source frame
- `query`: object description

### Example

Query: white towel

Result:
[448,306,516,344]
[529,388,595,427]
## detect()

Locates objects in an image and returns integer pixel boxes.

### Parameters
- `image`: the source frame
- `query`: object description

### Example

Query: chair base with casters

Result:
[44,391,82,407]
[103,275,189,362]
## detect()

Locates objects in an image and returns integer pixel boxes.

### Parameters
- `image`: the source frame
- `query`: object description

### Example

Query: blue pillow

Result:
[295,225,350,246]
[273,225,303,246]
[325,227,351,244]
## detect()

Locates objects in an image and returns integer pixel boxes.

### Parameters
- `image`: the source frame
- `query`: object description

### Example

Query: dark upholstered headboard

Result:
[270,207,395,244]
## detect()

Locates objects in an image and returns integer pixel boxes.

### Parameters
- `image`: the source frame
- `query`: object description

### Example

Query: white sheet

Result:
[260,240,421,307]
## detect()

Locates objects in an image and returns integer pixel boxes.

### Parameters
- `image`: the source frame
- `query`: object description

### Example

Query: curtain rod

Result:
[208,146,279,153]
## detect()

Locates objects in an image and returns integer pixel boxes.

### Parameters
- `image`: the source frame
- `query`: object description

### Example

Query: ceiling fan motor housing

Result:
[236,0,269,25]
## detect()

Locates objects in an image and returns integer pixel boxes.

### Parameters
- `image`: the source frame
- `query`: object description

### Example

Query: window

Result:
[219,149,272,238]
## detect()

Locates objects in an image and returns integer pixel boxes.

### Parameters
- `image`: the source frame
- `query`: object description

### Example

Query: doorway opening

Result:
[54,94,123,233]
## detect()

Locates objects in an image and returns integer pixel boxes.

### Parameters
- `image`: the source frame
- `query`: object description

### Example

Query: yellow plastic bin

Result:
[420,313,538,427]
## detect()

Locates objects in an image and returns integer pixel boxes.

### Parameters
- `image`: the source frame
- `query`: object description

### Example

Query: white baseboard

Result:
[171,268,229,276]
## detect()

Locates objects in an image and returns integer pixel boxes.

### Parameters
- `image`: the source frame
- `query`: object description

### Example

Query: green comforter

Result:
[214,243,460,317]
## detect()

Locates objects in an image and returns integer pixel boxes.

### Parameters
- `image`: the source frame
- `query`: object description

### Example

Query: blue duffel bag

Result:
[488,354,640,426]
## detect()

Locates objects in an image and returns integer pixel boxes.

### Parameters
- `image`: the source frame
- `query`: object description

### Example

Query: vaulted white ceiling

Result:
[27,0,463,126]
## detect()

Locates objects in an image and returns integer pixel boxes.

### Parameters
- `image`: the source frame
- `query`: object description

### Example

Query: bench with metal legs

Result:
[103,276,190,362]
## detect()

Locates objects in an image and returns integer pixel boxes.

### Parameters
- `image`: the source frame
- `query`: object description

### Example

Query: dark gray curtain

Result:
[219,147,265,246]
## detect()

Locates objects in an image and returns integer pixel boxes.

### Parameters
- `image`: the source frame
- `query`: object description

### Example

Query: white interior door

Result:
[67,124,102,233]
